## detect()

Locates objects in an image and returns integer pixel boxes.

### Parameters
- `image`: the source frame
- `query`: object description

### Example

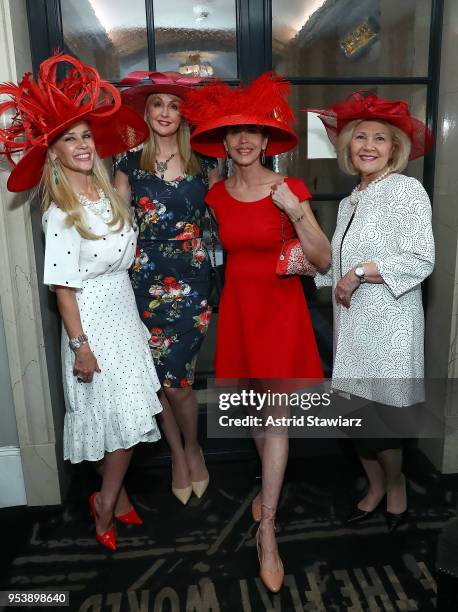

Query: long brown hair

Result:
[140,93,201,176]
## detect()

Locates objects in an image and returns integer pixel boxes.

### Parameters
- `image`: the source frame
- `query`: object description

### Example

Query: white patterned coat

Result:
[315,173,435,406]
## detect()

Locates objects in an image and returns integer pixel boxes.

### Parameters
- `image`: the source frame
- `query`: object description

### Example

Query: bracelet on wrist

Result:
[291,212,305,223]
[69,334,88,352]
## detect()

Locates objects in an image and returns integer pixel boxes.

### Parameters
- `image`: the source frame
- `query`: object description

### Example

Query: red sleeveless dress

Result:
[205,178,324,379]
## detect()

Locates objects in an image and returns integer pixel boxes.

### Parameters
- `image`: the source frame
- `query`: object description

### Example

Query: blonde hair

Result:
[140,94,201,176]
[337,119,411,176]
[41,153,132,240]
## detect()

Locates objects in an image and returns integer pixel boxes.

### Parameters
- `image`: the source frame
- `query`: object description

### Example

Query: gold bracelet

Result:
[292,212,305,223]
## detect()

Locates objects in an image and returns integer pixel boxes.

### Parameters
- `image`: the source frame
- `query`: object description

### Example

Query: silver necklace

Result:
[79,189,112,221]
[349,168,391,207]
[155,152,177,179]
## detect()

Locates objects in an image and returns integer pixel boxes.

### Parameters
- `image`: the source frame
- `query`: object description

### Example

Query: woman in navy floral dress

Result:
[115,72,217,504]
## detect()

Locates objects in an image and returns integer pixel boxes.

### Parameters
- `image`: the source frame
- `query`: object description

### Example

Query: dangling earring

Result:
[224,146,231,160]
[52,160,59,185]
[261,149,266,165]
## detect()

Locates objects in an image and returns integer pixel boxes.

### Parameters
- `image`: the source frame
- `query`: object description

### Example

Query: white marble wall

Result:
[422,0,458,473]
[0,0,61,504]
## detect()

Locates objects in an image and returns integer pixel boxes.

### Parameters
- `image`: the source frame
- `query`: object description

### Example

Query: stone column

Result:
[0,0,61,504]
[422,0,458,473]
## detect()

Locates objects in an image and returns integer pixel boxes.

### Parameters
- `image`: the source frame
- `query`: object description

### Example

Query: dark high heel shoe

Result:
[115,506,143,525]
[346,507,376,524]
[346,496,385,524]
[386,510,408,532]
[89,493,116,550]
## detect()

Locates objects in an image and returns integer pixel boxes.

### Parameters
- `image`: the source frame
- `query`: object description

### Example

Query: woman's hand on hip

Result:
[73,344,101,383]
[335,270,360,308]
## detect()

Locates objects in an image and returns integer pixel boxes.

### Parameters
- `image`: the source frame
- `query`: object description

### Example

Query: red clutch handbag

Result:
[276,211,316,277]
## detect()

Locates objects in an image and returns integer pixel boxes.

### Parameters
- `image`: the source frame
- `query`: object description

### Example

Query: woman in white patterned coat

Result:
[311,92,435,531]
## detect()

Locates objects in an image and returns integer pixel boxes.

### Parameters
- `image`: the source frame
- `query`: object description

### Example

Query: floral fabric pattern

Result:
[116,150,215,387]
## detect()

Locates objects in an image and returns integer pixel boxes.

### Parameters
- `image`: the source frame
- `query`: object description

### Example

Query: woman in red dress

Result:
[181,73,330,592]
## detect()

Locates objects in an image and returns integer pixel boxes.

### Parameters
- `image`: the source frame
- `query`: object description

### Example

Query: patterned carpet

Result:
[1,447,456,611]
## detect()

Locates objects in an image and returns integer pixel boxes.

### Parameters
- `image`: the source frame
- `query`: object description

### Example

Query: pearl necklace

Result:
[349,168,391,207]
[79,189,112,222]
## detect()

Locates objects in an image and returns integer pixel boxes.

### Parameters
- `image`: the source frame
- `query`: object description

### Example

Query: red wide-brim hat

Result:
[119,71,204,117]
[190,116,298,158]
[180,71,298,158]
[0,54,150,192]
[304,91,433,160]
[6,105,148,192]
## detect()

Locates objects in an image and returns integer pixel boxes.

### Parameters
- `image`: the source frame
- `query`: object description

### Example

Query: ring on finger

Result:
[76,376,84,383]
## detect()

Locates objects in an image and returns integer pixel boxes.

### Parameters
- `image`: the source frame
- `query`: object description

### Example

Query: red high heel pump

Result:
[115,507,143,525]
[89,492,117,551]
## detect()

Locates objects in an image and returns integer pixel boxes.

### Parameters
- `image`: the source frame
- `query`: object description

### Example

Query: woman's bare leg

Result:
[259,433,288,572]
[164,387,208,482]
[158,390,190,488]
[377,448,406,513]
[356,454,386,511]
[93,448,133,533]
[94,461,131,516]
[252,435,265,508]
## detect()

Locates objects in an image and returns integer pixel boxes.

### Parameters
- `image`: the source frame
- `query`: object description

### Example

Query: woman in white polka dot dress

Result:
[0,55,163,551]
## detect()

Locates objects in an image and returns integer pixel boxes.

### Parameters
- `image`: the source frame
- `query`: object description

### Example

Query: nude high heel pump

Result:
[171,463,192,505]
[256,504,284,593]
[191,449,209,499]
[172,484,193,505]
[252,491,262,522]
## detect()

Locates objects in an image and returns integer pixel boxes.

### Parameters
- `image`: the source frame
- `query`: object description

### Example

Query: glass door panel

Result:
[272,0,431,78]
[61,0,149,79]
[153,0,238,78]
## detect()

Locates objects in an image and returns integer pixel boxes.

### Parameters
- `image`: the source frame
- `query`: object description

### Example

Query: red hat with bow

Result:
[119,71,204,117]
[305,91,433,160]
[0,54,150,192]
[180,71,298,158]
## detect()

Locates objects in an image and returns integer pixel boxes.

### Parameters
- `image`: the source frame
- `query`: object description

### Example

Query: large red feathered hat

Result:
[305,91,433,160]
[0,54,150,192]
[119,71,204,117]
[180,71,298,158]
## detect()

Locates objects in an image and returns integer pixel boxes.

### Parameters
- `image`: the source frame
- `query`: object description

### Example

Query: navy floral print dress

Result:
[116,150,214,388]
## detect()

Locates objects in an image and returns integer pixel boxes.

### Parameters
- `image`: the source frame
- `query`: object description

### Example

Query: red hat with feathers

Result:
[0,53,149,192]
[180,71,298,158]
[305,91,433,160]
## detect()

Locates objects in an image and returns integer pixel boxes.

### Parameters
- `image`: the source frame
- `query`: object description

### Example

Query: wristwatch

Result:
[69,334,88,351]
[354,264,366,283]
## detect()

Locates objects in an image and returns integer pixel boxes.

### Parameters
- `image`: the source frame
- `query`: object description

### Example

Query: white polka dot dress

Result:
[43,196,162,463]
